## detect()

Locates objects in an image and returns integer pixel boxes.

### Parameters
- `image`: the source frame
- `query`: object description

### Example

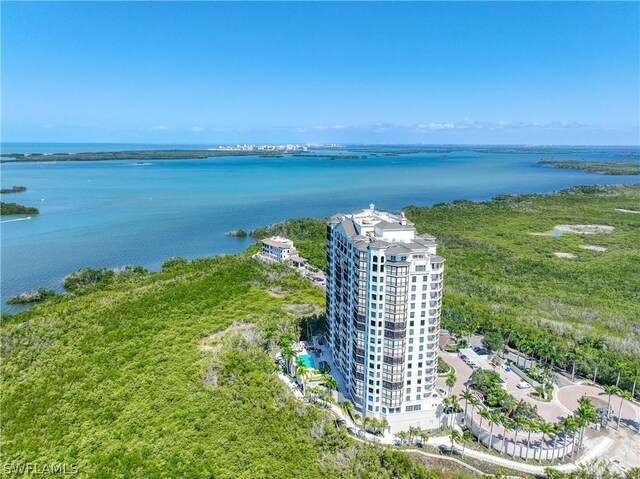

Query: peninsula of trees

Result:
[0,185,27,194]
[0,150,288,163]
[539,160,640,175]
[0,202,39,215]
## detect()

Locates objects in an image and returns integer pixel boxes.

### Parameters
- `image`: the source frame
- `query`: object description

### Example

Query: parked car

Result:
[516,381,531,389]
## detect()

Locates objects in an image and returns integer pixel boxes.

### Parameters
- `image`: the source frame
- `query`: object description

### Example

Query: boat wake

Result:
[1,216,32,223]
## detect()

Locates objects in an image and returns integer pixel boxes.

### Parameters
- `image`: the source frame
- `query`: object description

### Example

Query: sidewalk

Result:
[427,434,613,474]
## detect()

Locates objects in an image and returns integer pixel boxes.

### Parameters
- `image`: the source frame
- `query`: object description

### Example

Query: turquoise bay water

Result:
[1,144,638,309]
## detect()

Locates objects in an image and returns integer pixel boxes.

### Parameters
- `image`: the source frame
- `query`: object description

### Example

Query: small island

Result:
[0,202,40,216]
[0,185,27,194]
[225,229,248,237]
[539,160,640,175]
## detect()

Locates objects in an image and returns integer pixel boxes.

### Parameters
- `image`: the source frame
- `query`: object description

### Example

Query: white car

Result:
[516,381,531,389]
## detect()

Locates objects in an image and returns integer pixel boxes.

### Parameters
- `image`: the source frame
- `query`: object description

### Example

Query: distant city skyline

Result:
[2,2,639,145]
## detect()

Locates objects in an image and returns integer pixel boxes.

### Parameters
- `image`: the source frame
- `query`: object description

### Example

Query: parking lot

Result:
[437,348,640,451]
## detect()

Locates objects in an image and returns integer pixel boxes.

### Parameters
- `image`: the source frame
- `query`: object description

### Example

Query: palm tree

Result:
[525,419,539,459]
[469,396,480,426]
[538,420,555,461]
[575,397,596,455]
[488,412,500,451]
[461,388,474,423]
[616,390,632,430]
[339,400,353,418]
[353,413,361,426]
[603,385,618,421]
[615,360,628,388]
[501,416,514,455]
[629,363,640,399]
[446,371,457,394]
[397,430,409,445]
[296,364,309,394]
[363,416,372,433]
[408,426,420,444]
[448,395,461,427]
[418,429,429,446]
[562,415,579,460]
[380,418,389,435]
[295,356,307,370]
[322,374,337,397]
[478,408,490,443]
[281,345,295,374]
[550,422,563,463]
[512,415,526,458]
[449,429,461,455]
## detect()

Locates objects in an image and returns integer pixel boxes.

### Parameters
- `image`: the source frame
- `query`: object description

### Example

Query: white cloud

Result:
[416,122,455,130]
[150,125,170,131]
[191,126,204,132]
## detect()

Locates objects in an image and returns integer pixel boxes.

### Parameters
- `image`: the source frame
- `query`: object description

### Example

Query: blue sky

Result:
[2,2,639,145]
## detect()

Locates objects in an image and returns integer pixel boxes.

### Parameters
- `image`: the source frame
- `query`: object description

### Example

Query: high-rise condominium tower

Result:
[326,204,444,432]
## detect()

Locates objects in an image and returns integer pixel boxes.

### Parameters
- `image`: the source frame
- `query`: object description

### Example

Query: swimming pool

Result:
[297,354,315,369]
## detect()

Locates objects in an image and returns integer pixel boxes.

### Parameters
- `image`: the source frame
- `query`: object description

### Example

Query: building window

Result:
[412,276,417,283]
[416,265,426,272]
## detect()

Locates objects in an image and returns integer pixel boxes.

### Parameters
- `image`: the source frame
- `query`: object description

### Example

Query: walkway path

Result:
[428,434,613,474]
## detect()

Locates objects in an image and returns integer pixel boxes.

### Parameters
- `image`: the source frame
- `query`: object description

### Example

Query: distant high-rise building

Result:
[326,204,444,432]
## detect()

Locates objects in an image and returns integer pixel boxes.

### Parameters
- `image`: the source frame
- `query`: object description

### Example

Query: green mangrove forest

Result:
[539,160,640,175]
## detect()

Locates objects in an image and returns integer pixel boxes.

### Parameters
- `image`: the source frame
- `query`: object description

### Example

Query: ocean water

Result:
[1,144,638,309]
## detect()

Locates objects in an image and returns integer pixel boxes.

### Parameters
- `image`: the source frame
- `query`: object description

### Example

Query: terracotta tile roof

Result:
[262,238,292,248]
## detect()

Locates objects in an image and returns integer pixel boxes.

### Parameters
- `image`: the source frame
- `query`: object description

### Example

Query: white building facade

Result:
[326,204,445,433]
[260,236,297,262]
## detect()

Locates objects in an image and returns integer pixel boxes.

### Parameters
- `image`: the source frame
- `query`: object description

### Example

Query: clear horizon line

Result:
[2,141,639,148]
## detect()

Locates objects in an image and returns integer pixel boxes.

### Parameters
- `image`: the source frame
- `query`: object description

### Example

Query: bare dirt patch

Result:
[554,252,577,259]
[198,321,255,354]
[267,287,287,297]
[555,224,614,234]
[282,302,323,316]
[581,245,607,252]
